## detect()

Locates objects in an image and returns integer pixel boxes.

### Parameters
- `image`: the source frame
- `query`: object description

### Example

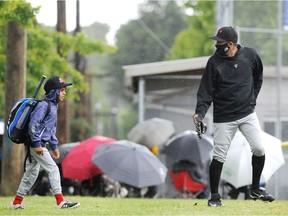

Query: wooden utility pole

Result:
[56,0,68,144]
[73,0,91,140]
[1,22,26,195]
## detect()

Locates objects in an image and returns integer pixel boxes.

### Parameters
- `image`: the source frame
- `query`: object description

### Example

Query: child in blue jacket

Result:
[11,76,80,209]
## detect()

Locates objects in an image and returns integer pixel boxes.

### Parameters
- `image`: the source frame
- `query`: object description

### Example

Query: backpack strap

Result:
[23,146,31,172]
[43,100,51,120]
[35,99,51,120]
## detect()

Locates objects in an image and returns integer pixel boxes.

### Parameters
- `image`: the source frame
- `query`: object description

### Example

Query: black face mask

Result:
[215,43,230,56]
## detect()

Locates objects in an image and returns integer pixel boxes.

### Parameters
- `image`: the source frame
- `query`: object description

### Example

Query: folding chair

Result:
[169,170,207,198]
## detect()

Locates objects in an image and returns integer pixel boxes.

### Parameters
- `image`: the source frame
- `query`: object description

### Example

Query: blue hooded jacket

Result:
[28,89,60,150]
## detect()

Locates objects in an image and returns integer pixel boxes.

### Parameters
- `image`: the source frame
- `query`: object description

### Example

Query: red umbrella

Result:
[61,136,116,181]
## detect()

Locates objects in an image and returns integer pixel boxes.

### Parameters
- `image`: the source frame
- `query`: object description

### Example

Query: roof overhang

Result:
[123,56,210,78]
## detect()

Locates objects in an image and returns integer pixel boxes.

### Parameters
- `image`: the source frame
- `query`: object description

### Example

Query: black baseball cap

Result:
[209,26,238,43]
[44,76,73,94]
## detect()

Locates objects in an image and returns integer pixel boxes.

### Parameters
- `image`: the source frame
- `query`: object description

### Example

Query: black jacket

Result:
[195,45,263,123]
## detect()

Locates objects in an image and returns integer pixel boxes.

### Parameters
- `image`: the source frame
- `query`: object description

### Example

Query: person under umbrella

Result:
[92,140,168,189]
[172,160,206,185]
[226,182,251,200]
[169,160,209,199]
[162,130,213,169]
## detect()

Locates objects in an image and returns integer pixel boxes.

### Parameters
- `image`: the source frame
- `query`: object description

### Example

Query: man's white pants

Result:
[213,112,265,163]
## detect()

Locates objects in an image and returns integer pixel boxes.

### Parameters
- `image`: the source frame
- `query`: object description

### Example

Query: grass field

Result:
[0,196,287,215]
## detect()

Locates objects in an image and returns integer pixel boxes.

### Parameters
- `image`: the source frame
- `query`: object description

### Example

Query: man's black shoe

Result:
[208,193,224,207]
[250,187,275,202]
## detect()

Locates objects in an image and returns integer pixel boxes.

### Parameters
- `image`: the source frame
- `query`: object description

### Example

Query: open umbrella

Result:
[51,142,80,164]
[91,140,167,188]
[162,130,214,168]
[127,118,175,149]
[61,136,116,181]
[221,131,285,188]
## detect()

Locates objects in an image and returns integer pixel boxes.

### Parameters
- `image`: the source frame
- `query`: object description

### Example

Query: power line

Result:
[136,19,171,53]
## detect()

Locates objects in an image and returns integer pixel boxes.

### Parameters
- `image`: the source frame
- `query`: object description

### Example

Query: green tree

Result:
[233,1,288,65]
[101,0,187,138]
[0,1,38,117]
[112,1,186,67]
[168,0,215,59]
[0,6,113,116]
[0,0,113,195]
[106,0,187,95]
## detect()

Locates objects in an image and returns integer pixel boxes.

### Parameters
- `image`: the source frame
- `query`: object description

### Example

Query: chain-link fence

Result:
[144,76,210,133]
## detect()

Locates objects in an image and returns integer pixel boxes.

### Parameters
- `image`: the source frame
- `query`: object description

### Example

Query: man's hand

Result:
[35,147,44,156]
[192,113,207,139]
[52,149,60,159]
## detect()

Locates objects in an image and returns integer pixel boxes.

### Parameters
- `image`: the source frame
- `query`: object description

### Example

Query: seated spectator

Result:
[226,182,251,200]
[102,174,128,198]
[172,160,205,184]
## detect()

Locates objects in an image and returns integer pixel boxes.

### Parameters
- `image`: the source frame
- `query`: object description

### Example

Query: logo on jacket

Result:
[234,64,238,69]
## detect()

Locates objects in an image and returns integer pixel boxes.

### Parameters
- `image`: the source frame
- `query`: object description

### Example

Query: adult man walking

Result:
[193,26,274,207]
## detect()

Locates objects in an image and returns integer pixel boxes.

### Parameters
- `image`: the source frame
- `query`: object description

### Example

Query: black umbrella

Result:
[162,130,213,168]
[51,142,80,164]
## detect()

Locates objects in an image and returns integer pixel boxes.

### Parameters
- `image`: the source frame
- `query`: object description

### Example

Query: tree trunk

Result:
[1,22,26,195]
[73,0,91,140]
[56,0,68,144]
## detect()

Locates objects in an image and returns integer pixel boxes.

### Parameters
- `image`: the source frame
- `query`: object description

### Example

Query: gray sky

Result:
[28,0,145,44]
